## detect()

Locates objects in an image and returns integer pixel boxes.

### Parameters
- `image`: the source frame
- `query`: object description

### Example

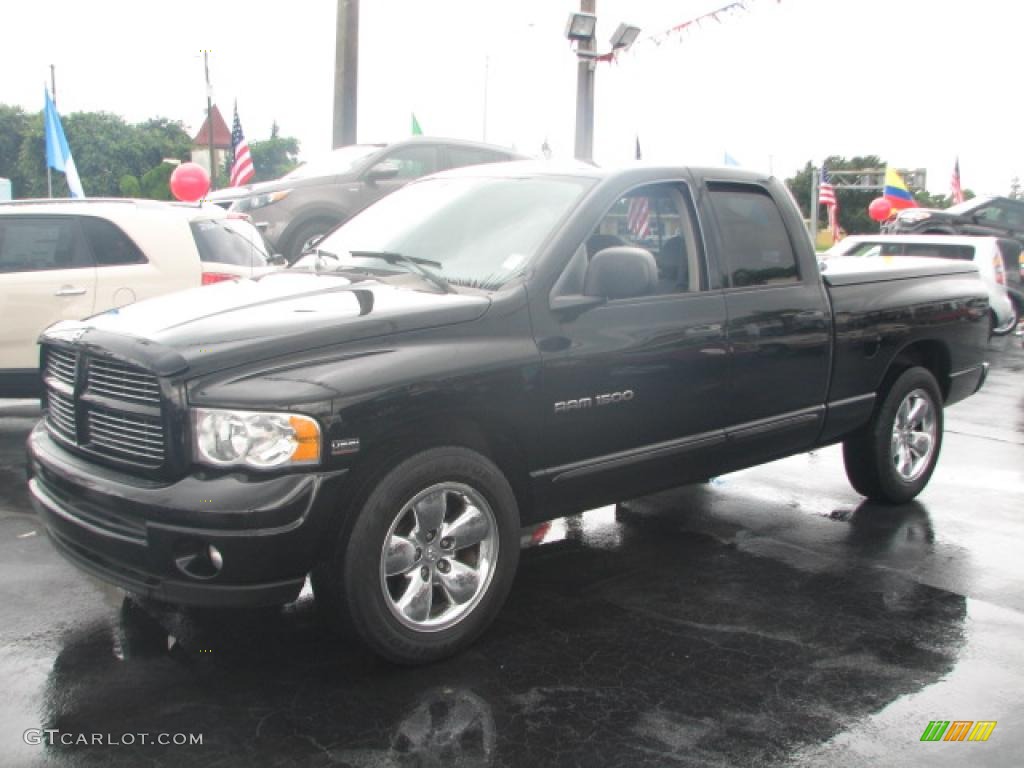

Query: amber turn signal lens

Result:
[290,415,321,462]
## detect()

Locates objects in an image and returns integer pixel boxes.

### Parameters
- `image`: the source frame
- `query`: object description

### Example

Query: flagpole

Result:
[203,51,215,191]
[809,168,818,243]
[46,67,56,198]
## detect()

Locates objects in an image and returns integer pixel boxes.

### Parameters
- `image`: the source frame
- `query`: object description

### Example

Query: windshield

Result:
[284,145,381,179]
[293,175,594,290]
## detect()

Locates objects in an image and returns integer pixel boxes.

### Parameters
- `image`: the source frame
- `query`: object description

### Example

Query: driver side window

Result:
[555,182,704,300]
[374,147,440,180]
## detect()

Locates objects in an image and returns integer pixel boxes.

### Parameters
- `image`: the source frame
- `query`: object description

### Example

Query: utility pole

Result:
[333,0,359,147]
[47,65,56,198]
[203,51,215,190]
[573,0,596,161]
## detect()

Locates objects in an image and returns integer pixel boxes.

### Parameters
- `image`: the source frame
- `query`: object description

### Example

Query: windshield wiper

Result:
[348,250,452,294]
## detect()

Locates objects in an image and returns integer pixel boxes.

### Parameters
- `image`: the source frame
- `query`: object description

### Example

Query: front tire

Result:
[286,217,340,263]
[314,447,520,664]
[842,367,944,504]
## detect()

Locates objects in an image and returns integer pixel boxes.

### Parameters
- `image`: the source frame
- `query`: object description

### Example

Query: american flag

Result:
[818,166,836,207]
[819,167,841,241]
[229,103,255,187]
[951,157,964,204]
[627,195,650,239]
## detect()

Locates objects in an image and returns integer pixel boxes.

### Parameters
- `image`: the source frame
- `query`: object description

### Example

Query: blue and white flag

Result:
[43,89,84,198]
[723,151,740,167]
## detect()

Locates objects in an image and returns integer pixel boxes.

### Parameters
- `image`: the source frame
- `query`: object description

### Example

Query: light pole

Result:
[566,5,640,162]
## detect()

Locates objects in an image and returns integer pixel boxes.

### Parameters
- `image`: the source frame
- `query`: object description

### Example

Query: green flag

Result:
[411,113,423,136]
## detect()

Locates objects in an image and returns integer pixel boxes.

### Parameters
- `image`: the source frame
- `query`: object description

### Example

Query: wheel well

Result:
[883,340,952,401]
[283,214,343,257]
[327,413,534,549]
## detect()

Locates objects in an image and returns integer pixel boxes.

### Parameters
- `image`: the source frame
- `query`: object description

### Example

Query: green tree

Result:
[250,121,300,182]
[787,156,885,235]
[119,174,141,197]
[4,103,193,199]
[140,163,176,200]
[0,104,30,196]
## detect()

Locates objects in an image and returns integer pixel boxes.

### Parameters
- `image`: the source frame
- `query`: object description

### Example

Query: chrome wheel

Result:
[380,482,498,632]
[890,388,937,482]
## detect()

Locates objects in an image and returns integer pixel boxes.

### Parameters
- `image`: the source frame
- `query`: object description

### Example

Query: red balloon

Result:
[169,162,210,202]
[868,197,892,223]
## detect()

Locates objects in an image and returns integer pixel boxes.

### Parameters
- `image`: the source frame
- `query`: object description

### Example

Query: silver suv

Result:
[211,137,526,261]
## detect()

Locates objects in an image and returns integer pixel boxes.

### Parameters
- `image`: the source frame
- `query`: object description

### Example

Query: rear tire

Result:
[991,302,1019,336]
[313,446,520,664]
[843,367,944,504]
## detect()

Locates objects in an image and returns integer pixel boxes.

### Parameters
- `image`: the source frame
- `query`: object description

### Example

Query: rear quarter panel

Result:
[825,270,988,408]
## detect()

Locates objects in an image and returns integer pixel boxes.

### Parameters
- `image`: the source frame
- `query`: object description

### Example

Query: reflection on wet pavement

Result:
[1,338,1023,766]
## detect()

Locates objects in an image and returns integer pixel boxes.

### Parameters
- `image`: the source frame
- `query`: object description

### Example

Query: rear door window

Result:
[707,184,799,287]
[0,217,92,273]
[79,217,146,266]
[190,218,269,266]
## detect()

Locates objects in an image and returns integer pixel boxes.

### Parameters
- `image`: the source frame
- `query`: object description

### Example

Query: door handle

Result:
[55,286,87,297]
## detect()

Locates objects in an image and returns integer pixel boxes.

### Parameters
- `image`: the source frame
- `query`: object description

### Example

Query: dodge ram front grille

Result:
[46,389,77,441]
[42,345,168,470]
[45,346,78,388]
[87,358,161,405]
[86,407,165,465]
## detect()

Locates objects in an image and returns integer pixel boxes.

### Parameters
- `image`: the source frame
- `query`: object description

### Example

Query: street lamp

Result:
[566,8,640,161]
[565,12,597,42]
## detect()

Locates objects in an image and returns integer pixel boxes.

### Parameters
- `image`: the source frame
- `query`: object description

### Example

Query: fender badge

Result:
[331,438,361,456]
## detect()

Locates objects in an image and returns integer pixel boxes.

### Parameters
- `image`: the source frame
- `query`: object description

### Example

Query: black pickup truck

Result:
[27,164,989,663]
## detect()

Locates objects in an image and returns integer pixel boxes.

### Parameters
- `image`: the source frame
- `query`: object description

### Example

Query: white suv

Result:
[824,234,1017,335]
[0,199,277,397]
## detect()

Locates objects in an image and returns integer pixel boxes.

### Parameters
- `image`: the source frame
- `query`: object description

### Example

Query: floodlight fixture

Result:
[609,23,641,51]
[565,12,597,42]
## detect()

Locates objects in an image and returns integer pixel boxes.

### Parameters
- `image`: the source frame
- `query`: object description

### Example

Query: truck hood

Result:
[41,272,491,378]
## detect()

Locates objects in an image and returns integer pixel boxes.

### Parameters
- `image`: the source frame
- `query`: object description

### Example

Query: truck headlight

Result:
[192,408,320,469]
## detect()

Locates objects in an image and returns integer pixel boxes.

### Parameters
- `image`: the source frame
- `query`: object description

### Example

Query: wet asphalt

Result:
[1,336,1022,767]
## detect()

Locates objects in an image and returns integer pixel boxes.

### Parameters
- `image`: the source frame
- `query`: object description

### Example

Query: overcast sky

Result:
[3,0,1021,197]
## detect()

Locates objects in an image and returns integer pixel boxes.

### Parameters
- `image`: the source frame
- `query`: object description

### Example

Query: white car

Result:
[0,199,278,397]
[823,234,1016,335]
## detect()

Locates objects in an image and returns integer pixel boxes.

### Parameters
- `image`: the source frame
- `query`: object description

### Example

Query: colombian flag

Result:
[883,167,917,210]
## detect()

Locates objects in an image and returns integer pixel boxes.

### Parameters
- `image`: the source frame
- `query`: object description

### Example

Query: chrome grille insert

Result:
[47,390,77,440]
[87,359,160,404]
[45,347,78,388]
[87,407,165,465]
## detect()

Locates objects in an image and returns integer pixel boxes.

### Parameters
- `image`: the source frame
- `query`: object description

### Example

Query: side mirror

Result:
[268,254,288,267]
[366,160,401,183]
[583,247,658,300]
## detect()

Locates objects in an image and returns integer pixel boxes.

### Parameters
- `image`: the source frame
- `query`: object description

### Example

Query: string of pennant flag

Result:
[595,0,782,62]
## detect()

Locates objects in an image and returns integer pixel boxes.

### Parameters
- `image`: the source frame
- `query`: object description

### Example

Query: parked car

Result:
[0,198,277,397]
[824,234,1016,334]
[994,238,1024,329]
[209,137,527,261]
[26,163,990,663]
[887,195,1024,244]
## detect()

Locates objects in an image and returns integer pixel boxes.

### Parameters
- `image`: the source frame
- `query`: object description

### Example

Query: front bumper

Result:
[27,423,349,607]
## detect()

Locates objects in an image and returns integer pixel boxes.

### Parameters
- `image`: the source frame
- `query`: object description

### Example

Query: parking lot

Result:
[1,335,1022,767]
